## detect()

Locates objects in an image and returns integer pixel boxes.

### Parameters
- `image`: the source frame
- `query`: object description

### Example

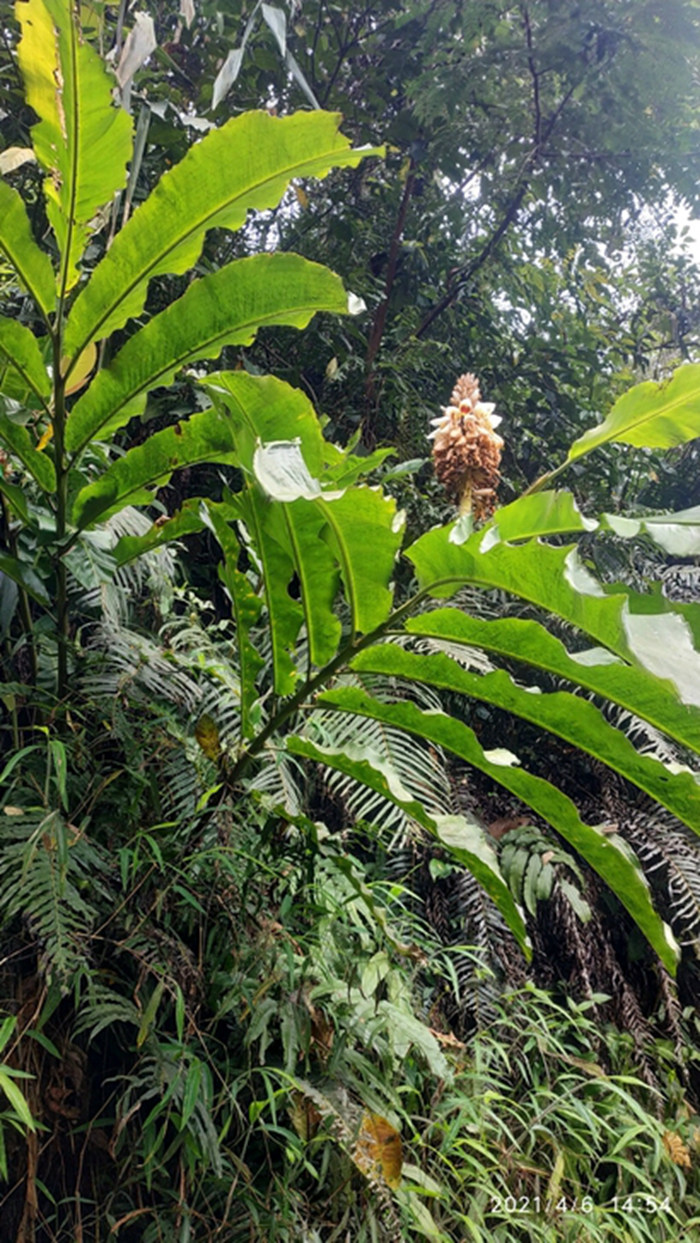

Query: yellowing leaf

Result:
[195,714,221,761]
[294,183,309,209]
[61,342,97,396]
[36,422,53,451]
[354,1112,403,1189]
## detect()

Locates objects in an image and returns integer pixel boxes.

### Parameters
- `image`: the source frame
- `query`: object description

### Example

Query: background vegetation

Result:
[2,1,700,1240]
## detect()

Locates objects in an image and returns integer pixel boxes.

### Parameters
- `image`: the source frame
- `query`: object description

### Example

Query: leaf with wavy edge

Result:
[569,364,700,460]
[63,111,381,365]
[480,491,597,549]
[0,183,54,318]
[17,0,132,295]
[313,687,680,974]
[351,645,700,835]
[601,506,700,558]
[403,608,700,755]
[0,318,51,411]
[66,254,347,455]
[72,409,241,529]
[285,733,530,956]
[114,499,206,566]
[406,527,700,710]
[0,415,55,492]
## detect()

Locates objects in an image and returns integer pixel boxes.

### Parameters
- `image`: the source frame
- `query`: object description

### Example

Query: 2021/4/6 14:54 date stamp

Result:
[488,1194,673,1215]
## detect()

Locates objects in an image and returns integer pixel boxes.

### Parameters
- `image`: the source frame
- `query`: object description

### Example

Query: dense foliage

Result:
[1,1,700,1240]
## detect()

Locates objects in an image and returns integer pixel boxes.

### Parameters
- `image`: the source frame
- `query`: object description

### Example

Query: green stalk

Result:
[227,581,454,786]
[52,340,69,700]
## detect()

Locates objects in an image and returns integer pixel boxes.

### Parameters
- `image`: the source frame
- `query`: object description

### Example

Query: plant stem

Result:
[53,342,69,700]
[227,582,445,785]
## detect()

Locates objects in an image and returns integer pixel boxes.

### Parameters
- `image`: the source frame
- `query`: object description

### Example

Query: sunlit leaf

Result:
[17,0,133,294]
[63,111,382,363]
[568,363,700,460]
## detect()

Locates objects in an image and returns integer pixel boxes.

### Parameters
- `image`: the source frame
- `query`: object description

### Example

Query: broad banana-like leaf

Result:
[568,363,700,460]
[404,609,700,755]
[203,503,263,739]
[16,0,133,296]
[0,318,51,411]
[601,506,700,558]
[352,645,700,835]
[314,686,680,974]
[63,111,381,365]
[65,254,348,455]
[407,526,700,712]
[480,490,597,548]
[202,372,327,474]
[71,409,241,529]
[251,440,402,635]
[286,733,530,956]
[0,415,55,492]
[0,183,55,318]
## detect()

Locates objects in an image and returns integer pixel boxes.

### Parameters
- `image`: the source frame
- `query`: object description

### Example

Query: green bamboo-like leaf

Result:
[63,111,381,364]
[65,254,348,455]
[0,183,55,318]
[568,364,700,461]
[0,551,50,607]
[71,409,241,530]
[352,645,700,834]
[314,686,680,974]
[0,317,51,410]
[404,608,700,755]
[203,502,263,738]
[0,415,56,492]
[286,733,530,955]
[407,526,700,713]
[17,0,133,297]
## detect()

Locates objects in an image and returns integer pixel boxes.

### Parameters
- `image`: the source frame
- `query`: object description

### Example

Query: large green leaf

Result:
[601,506,700,558]
[71,409,242,529]
[203,503,263,739]
[65,254,348,456]
[114,499,207,566]
[202,372,327,475]
[352,645,700,835]
[0,183,55,318]
[0,551,50,607]
[407,526,700,713]
[63,111,381,365]
[480,491,598,548]
[17,0,133,296]
[568,364,700,461]
[285,733,530,955]
[314,687,680,974]
[250,441,402,637]
[0,317,51,411]
[0,415,56,492]
[404,608,700,756]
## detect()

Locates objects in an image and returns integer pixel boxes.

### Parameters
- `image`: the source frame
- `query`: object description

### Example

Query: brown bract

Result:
[430,372,503,522]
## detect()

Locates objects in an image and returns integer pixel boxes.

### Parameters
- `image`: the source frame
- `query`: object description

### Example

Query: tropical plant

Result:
[2,0,700,1238]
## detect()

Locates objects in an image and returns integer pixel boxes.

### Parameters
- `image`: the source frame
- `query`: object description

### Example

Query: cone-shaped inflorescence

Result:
[429,373,503,522]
